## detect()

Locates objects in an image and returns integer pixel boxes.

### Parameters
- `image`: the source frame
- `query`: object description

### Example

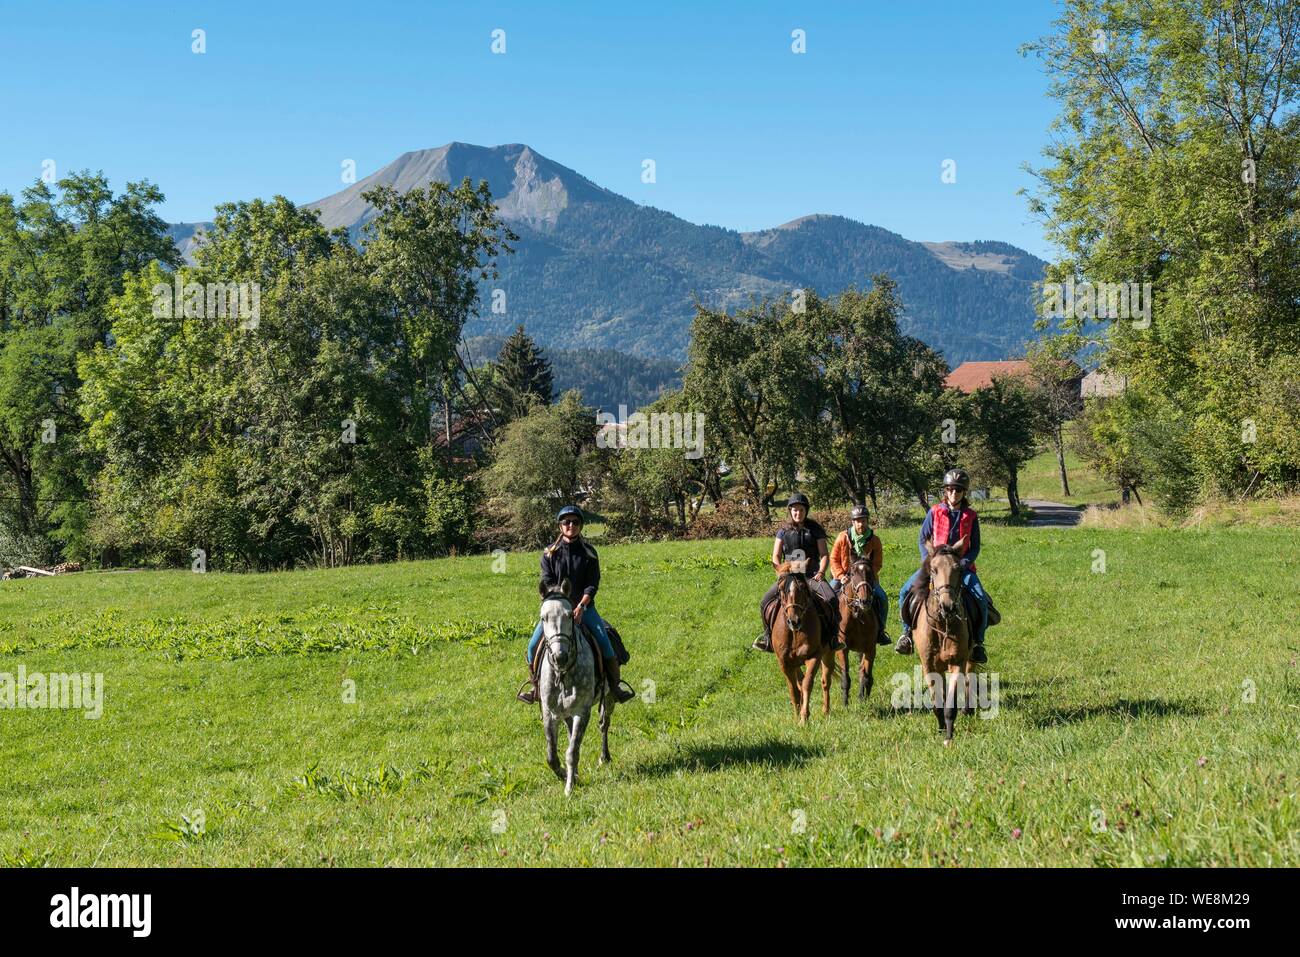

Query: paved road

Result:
[1023,499,1084,527]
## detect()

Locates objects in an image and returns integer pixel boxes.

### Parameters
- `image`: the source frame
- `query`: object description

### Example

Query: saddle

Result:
[764,583,839,637]
[903,586,1001,630]
[528,620,631,688]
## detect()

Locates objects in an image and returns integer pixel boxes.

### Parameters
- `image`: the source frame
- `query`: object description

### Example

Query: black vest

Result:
[779,520,825,563]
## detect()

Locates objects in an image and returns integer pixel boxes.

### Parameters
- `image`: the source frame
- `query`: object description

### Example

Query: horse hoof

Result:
[943,738,953,747]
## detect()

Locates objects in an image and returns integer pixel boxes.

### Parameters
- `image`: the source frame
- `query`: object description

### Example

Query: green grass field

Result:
[1,524,1297,867]
[1018,447,1121,508]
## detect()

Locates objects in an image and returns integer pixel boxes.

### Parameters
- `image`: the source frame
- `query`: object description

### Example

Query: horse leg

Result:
[838,647,850,705]
[565,712,590,796]
[544,711,564,782]
[781,659,804,720]
[942,670,959,745]
[820,652,833,716]
[923,656,944,733]
[799,658,818,723]
[599,694,612,765]
[860,650,873,701]
[962,660,976,716]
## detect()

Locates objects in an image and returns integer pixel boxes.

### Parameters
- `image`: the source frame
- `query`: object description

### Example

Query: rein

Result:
[843,560,872,618]
[925,570,967,640]
[541,595,578,681]
[778,573,811,634]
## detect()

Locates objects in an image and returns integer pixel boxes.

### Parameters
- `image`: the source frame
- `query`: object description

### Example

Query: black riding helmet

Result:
[850,504,869,520]
[556,504,584,524]
[787,493,810,508]
[941,468,970,491]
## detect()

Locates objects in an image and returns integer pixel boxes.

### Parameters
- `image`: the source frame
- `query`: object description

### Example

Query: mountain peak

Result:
[168,142,1046,363]
[306,142,619,234]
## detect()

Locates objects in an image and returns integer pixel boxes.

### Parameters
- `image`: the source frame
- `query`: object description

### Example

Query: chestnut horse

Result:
[770,561,839,724]
[836,557,878,706]
[911,540,975,745]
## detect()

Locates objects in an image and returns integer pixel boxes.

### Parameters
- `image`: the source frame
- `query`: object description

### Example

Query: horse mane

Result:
[775,560,809,579]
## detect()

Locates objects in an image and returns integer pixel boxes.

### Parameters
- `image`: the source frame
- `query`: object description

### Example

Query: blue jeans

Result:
[527,604,615,664]
[899,569,989,643]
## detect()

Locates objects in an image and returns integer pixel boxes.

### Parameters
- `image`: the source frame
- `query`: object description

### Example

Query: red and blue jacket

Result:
[918,503,980,570]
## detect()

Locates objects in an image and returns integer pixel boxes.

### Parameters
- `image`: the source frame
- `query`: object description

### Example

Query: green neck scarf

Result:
[849,526,871,554]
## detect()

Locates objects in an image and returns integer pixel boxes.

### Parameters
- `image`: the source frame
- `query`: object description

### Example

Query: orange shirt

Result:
[830,529,882,580]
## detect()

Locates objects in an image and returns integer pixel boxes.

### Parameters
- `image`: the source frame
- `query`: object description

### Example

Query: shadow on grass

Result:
[1030,697,1205,728]
[635,740,826,778]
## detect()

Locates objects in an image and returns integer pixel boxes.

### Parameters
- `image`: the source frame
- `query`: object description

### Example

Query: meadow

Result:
[0,522,1296,867]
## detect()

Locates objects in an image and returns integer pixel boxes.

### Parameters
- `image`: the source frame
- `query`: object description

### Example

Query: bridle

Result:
[778,573,810,633]
[925,558,966,634]
[541,595,576,680]
[844,560,871,619]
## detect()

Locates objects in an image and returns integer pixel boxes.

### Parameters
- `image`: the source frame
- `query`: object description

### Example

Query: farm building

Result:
[944,360,1083,397]
[1081,369,1128,398]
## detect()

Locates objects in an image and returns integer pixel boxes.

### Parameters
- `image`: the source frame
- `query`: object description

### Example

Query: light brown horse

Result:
[836,557,878,706]
[770,561,839,724]
[911,540,975,744]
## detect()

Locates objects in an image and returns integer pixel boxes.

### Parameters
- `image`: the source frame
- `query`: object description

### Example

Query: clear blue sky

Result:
[0,0,1062,259]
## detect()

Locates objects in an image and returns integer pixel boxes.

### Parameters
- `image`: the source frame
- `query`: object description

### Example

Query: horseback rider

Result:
[517,505,637,705]
[895,468,995,664]
[752,493,845,653]
[829,504,891,646]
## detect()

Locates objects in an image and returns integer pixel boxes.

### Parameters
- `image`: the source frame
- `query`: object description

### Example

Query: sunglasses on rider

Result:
[559,518,580,526]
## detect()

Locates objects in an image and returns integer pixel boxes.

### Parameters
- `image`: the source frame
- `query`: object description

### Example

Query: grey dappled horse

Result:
[538,587,615,795]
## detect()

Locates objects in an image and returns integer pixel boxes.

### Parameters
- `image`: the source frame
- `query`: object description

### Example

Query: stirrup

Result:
[516,679,539,704]
[610,679,637,703]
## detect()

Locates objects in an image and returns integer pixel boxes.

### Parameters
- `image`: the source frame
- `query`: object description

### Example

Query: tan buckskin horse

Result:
[911,540,975,745]
[770,561,839,724]
[837,557,878,706]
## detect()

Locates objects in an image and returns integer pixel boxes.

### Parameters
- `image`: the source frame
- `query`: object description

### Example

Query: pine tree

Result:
[493,325,554,420]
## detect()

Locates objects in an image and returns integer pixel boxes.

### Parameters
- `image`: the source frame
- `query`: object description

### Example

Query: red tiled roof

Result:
[944,361,1033,393]
[944,359,1082,393]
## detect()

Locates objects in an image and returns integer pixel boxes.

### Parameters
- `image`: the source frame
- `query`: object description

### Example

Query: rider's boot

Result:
[895,628,914,655]
[877,621,891,646]
[605,657,637,703]
[969,601,989,664]
[516,669,539,704]
[752,626,773,653]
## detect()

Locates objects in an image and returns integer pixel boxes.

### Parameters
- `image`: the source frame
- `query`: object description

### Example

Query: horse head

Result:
[924,538,967,620]
[845,558,873,619]
[775,560,811,632]
[538,588,576,676]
